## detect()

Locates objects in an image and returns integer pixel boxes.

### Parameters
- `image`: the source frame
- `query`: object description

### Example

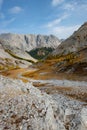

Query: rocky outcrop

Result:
[0,33,61,51]
[0,75,87,130]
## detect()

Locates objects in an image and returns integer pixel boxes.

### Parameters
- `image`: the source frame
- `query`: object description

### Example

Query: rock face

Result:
[0,75,87,130]
[0,33,61,51]
[53,22,87,55]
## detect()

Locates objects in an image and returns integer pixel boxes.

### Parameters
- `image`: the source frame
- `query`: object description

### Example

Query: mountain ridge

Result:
[0,33,60,71]
[0,33,61,51]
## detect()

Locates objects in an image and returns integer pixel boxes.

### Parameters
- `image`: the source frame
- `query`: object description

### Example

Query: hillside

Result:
[47,22,87,75]
[0,39,37,71]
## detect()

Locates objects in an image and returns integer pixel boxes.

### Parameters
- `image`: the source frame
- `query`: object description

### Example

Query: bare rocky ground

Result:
[32,79,87,102]
[0,75,87,130]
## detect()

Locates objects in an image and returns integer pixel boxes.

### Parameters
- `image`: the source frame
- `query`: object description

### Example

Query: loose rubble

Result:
[0,75,87,130]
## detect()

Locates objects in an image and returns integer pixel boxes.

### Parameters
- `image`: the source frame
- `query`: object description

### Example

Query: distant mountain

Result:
[0,33,61,51]
[0,33,60,71]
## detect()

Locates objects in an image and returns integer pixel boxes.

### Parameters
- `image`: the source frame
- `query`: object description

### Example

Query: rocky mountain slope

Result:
[0,33,61,51]
[0,40,37,71]
[47,22,87,74]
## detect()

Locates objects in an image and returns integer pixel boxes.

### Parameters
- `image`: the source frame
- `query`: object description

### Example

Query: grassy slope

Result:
[47,47,87,75]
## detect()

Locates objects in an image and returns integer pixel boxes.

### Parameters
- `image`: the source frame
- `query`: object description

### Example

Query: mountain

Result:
[0,33,60,71]
[46,22,87,75]
[0,33,61,51]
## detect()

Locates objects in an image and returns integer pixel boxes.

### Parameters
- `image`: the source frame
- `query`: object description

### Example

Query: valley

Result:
[1,56,87,103]
[0,23,87,130]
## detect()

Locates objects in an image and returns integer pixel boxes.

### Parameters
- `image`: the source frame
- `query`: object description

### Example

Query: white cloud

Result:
[52,0,64,6]
[9,6,23,14]
[50,25,80,39]
[62,2,87,12]
[45,14,69,28]
[63,3,76,11]
[0,0,3,9]
[42,13,80,39]
[2,18,16,27]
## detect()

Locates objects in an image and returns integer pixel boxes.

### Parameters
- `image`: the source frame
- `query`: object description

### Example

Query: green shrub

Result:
[27,47,54,60]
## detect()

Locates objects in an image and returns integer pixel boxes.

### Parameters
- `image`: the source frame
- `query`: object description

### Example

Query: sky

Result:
[0,0,87,39]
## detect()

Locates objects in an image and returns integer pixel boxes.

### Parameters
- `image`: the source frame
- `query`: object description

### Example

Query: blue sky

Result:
[0,0,87,38]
